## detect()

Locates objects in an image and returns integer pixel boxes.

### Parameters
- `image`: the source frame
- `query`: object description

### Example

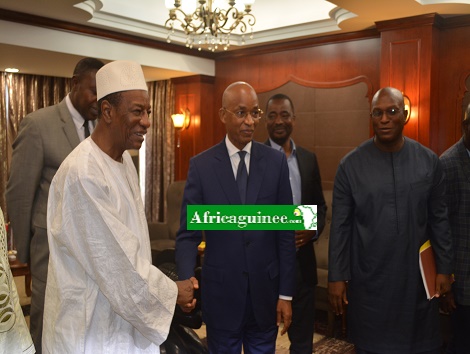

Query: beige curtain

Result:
[0,73,9,217]
[0,73,173,223]
[0,72,71,218]
[145,80,175,223]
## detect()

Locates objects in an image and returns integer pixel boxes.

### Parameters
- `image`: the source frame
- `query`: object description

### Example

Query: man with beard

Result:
[265,93,327,353]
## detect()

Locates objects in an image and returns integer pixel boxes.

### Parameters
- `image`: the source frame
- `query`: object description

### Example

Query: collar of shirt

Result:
[225,135,252,178]
[268,138,297,157]
[268,138,301,205]
[66,94,93,142]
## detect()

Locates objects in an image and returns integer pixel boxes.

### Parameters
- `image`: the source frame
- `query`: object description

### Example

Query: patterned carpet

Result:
[313,337,355,354]
[17,276,356,353]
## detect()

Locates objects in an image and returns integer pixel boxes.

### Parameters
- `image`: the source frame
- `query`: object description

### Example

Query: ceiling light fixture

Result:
[164,0,256,52]
[5,68,19,73]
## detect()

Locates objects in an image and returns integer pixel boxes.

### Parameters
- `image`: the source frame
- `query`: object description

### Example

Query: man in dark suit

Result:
[265,93,327,353]
[176,82,296,353]
[439,103,470,354]
[5,57,104,353]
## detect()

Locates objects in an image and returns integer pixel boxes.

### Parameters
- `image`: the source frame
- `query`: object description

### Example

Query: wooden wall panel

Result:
[383,38,422,143]
[379,22,438,149]
[172,75,215,180]
[255,82,371,190]
[209,38,381,190]
[438,25,470,154]
[171,15,470,178]
[214,37,382,145]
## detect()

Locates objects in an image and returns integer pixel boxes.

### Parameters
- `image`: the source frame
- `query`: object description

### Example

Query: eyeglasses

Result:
[266,112,293,121]
[223,107,263,120]
[370,108,403,119]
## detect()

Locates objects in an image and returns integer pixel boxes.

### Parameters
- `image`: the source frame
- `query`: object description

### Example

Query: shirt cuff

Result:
[279,295,293,301]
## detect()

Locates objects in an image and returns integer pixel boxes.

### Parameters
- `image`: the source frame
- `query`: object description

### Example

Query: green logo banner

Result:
[187,205,318,230]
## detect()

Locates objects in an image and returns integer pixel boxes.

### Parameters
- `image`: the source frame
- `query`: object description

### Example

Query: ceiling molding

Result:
[415,0,470,4]
[0,9,215,60]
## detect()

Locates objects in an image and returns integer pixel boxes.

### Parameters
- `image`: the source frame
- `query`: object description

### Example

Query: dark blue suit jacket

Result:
[175,139,296,331]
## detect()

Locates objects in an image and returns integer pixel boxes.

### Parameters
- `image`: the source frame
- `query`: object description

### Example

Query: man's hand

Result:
[440,290,456,314]
[276,299,292,335]
[176,277,199,313]
[328,281,348,315]
[434,273,453,298]
[295,230,316,248]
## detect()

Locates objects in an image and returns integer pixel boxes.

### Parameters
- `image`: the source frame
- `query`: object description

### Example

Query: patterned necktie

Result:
[83,120,90,138]
[237,151,248,204]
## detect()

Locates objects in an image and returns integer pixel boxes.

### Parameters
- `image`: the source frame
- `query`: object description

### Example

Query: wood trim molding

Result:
[256,75,374,101]
[0,9,215,59]
[214,29,380,60]
[440,14,470,30]
[376,13,444,32]
[171,75,215,85]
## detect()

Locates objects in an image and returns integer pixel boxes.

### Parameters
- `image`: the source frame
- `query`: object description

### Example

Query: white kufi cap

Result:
[96,60,147,100]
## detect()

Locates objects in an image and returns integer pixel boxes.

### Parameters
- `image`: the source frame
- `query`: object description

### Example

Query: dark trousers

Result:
[206,294,277,354]
[30,226,49,354]
[448,303,470,354]
[287,260,315,354]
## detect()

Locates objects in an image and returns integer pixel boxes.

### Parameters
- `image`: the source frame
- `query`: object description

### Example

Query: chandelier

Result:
[164,0,257,51]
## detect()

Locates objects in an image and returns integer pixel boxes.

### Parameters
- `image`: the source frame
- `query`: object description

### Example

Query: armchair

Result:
[148,180,186,259]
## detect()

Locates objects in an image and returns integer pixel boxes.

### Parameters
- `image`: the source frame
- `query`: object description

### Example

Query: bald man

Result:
[176,82,296,353]
[328,87,453,353]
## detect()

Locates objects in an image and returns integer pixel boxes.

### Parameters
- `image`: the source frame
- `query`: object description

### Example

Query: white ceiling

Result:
[1,0,470,80]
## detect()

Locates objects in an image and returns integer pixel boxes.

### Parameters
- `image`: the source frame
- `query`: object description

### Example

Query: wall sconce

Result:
[403,94,411,123]
[171,108,191,148]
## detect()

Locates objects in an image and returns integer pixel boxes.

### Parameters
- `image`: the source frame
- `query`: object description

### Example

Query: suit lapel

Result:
[458,138,470,184]
[58,98,81,149]
[213,140,242,204]
[246,142,266,204]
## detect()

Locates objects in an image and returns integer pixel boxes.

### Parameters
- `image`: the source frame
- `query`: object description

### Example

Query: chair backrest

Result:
[167,180,186,240]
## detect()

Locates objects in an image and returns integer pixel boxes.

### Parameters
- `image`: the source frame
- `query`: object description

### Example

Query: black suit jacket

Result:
[265,140,327,286]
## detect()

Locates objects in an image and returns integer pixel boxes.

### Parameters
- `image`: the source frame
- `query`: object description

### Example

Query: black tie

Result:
[83,121,90,138]
[237,151,248,204]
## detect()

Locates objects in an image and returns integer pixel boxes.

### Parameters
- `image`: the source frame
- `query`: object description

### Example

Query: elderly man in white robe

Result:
[43,60,198,354]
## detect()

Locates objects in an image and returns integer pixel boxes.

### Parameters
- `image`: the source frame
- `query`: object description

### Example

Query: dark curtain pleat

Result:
[145,80,175,223]
[1,72,173,225]
[0,73,8,218]
[0,72,71,220]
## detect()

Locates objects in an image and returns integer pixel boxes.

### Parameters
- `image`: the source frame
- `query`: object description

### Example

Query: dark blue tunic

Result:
[329,138,453,353]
